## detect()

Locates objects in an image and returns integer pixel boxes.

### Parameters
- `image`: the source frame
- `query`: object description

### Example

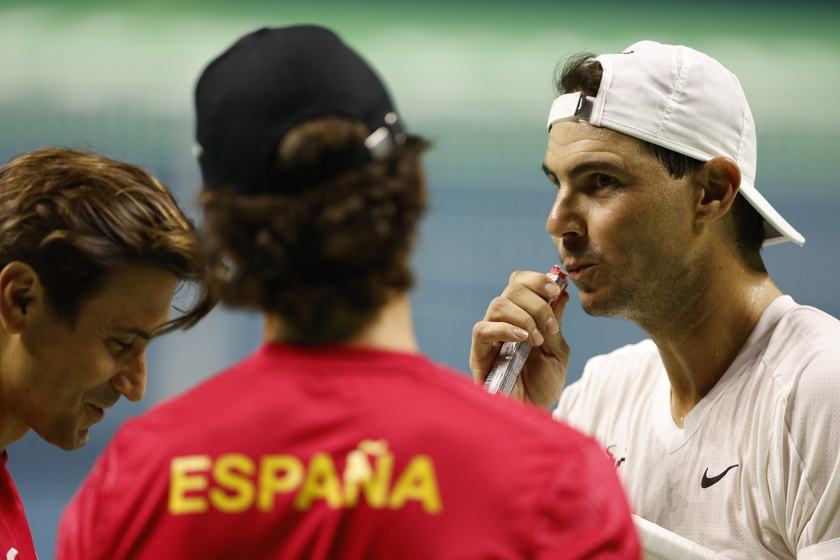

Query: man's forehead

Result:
[544,122,651,173]
[77,265,177,318]
[548,121,647,151]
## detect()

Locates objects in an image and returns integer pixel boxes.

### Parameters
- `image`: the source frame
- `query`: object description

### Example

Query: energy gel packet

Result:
[484,265,568,396]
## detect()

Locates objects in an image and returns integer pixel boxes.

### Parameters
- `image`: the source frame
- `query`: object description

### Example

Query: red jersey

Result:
[57,344,640,559]
[0,452,38,559]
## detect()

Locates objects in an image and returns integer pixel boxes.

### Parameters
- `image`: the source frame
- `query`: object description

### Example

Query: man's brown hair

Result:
[0,148,215,333]
[201,115,428,343]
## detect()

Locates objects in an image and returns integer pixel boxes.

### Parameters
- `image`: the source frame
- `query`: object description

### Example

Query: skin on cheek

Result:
[7,264,175,452]
[545,123,706,328]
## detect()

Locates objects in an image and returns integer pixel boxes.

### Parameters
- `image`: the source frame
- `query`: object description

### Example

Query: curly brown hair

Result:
[555,53,765,257]
[0,148,215,334]
[201,115,429,344]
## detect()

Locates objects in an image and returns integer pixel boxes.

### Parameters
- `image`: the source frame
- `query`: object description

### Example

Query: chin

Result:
[38,427,90,451]
[579,287,635,319]
[579,295,612,318]
[63,438,89,451]
[66,430,91,450]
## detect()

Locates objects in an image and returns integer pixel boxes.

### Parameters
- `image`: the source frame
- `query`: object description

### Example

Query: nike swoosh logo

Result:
[701,464,739,488]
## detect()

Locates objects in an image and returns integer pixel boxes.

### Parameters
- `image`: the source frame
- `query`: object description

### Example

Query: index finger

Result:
[506,269,564,304]
[484,270,565,336]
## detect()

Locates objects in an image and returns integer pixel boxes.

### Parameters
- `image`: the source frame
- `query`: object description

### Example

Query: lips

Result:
[563,261,595,282]
[87,403,106,421]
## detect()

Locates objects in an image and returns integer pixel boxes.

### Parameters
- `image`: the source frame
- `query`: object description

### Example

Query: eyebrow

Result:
[116,327,153,340]
[542,160,628,181]
[542,163,557,182]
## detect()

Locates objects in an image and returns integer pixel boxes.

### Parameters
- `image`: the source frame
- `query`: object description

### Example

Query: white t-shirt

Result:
[555,296,840,560]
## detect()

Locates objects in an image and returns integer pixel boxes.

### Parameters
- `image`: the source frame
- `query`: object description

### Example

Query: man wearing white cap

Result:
[471,40,840,559]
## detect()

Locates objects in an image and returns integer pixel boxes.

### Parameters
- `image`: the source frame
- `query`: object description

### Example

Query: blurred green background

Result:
[1,0,838,556]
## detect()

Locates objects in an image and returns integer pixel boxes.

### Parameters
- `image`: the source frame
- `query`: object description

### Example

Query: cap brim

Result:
[739,181,805,246]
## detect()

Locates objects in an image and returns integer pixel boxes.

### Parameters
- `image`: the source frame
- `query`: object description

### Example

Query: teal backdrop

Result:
[0,0,838,556]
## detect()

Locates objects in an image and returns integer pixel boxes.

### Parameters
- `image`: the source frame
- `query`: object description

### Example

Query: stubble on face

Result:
[545,123,705,332]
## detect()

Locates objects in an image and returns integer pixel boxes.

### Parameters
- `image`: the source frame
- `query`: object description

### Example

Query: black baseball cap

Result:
[195,25,405,195]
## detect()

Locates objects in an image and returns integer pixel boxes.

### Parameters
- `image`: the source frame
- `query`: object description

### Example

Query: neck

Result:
[646,257,781,426]
[263,292,420,354]
[0,336,32,451]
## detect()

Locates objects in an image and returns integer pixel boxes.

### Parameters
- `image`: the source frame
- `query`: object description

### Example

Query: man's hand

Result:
[470,270,571,409]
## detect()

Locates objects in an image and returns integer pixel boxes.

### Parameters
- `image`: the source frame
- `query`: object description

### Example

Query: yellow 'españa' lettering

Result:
[389,455,442,514]
[343,448,394,508]
[209,453,255,513]
[295,453,342,510]
[258,455,303,512]
[167,441,442,515]
[169,455,211,514]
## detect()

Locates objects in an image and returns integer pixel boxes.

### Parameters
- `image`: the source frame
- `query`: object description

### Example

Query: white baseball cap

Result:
[547,40,804,246]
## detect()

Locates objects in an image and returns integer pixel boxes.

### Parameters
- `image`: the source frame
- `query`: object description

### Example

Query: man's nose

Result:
[109,352,147,403]
[546,187,586,239]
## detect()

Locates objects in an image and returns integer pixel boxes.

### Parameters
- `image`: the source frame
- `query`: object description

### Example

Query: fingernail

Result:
[530,328,544,346]
[545,317,559,334]
[512,328,529,340]
[545,282,560,296]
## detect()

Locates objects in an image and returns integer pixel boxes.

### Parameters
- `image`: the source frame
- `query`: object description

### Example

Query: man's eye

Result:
[594,174,616,188]
[113,339,134,352]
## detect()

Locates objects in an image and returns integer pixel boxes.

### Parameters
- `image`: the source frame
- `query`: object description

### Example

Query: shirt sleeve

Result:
[531,436,641,559]
[799,537,840,560]
[779,349,840,554]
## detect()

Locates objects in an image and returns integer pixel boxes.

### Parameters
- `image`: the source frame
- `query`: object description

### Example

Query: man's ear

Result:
[0,262,40,334]
[695,157,741,223]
